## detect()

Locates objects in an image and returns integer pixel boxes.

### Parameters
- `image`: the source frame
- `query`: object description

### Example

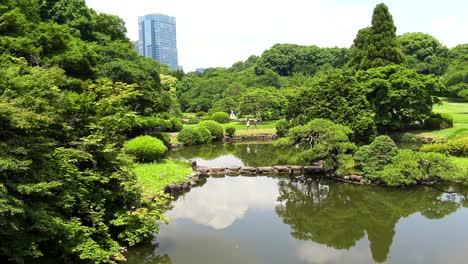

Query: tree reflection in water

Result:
[275,178,466,263]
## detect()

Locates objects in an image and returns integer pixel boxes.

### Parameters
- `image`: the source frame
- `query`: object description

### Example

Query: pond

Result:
[167,141,299,167]
[127,142,468,264]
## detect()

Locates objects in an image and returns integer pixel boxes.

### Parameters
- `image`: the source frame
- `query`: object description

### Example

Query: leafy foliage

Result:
[280,119,356,168]
[354,136,399,180]
[420,136,468,157]
[194,126,213,144]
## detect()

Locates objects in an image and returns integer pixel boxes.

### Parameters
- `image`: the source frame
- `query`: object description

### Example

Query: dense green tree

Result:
[238,88,286,119]
[443,44,468,98]
[357,65,443,130]
[287,69,376,140]
[349,3,404,70]
[399,32,449,75]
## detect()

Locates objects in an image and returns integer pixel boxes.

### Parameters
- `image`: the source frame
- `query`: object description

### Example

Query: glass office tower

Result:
[138,14,179,70]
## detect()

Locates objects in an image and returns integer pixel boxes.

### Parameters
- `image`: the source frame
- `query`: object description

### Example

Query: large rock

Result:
[288,165,304,173]
[240,167,257,174]
[196,166,210,176]
[349,175,363,182]
[273,166,290,173]
[303,166,323,174]
[257,166,275,173]
[210,167,226,173]
[226,166,241,172]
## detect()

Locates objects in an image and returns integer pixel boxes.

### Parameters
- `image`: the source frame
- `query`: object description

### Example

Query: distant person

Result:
[253,117,258,129]
[246,118,250,130]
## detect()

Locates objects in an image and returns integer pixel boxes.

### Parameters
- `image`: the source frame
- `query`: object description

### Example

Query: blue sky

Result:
[85,0,468,71]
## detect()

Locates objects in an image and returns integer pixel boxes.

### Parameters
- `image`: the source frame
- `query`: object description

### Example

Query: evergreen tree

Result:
[350,3,405,70]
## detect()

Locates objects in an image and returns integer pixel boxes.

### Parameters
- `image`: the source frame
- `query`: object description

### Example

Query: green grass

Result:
[412,98,468,139]
[183,112,197,118]
[133,160,192,195]
[183,119,278,136]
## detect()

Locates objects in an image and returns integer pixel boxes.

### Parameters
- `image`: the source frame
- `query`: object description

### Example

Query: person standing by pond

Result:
[253,117,258,129]
[246,118,250,130]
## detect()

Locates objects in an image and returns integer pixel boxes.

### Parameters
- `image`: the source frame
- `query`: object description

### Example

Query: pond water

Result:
[127,142,468,264]
[167,141,299,167]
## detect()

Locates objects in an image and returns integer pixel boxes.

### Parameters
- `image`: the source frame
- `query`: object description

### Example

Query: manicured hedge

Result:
[125,135,167,161]
[210,112,230,123]
[198,120,224,141]
[225,124,236,138]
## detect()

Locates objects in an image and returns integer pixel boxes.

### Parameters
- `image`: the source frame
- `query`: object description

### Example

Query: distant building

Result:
[138,14,179,70]
[196,68,207,73]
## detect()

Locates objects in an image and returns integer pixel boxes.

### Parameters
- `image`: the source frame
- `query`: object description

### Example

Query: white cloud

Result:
[167,176,280,229]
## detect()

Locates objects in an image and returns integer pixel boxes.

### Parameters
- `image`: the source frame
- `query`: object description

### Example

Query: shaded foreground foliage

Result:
[0,1,178,262]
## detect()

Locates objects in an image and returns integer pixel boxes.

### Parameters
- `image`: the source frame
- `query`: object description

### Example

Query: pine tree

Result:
[350,3,405,70]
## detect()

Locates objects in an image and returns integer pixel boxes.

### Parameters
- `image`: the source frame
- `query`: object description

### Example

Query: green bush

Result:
[124,136,167,161]
[177,127,201,146]
[135,116,172,131]
[187,118,200,124]
[153,132,171,147]
[225,124,236,138]
[420,136,468,157]
[398,133,422,143]
[195,111,207,117]
[194,126,212,144]
[354,135,398,181]
[198,120,224,141]
[169,117,183,132]
[377,150,462,186]
[276,119,289,137]
[424,113,453,130]
[210,111,230,123]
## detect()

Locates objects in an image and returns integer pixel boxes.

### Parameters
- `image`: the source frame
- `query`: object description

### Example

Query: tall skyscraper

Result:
[138,14,179,70]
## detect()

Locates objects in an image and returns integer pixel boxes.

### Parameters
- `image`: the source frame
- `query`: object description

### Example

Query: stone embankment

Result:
[163,160,366,195]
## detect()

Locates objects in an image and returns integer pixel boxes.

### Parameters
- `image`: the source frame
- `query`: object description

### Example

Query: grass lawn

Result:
[133,160,192,195]
[182,119,278,136]
[411,98,468,139]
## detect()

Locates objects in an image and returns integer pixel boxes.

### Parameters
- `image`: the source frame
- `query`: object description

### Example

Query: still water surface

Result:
[127,142,468,264]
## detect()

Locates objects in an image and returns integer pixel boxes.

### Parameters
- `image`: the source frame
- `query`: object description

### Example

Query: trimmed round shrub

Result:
[225,124,236,138]
[187,118,200,124]
[198,120,224,141]
[124,135,167,161]
[424,113,453,129]
[276,119,289,137]
[154,132,171,147]
[170,117,183,132]
[194,126,212,144]
[177,127,201,146]
[210,112,230,124]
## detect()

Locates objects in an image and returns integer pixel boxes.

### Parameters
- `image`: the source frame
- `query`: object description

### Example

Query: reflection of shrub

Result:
[211,112,230,124]
[170,117,183,132]
[187,118,200,124]
[276,119,288,137]
[420,136,468,157]
[198,120,224,141]
[225,124,236,138]
[125,136,167,161]
[424,113,453,129]
[194,127,212,144]
[177,128,201,146]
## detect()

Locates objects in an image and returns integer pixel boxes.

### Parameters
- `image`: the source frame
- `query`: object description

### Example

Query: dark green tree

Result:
[399,32,449,75]
[349,3,404,70]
